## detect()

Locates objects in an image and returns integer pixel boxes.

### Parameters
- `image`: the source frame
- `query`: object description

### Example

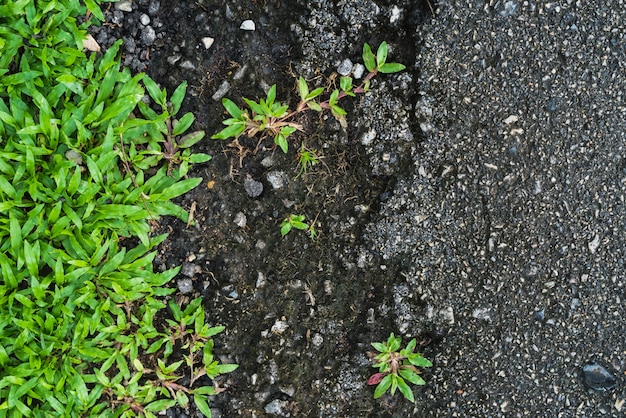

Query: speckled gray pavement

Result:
[367,0,626,416]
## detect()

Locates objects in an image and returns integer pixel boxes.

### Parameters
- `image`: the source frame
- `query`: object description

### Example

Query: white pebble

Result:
[202,37,215,49]
[115,0,132,12]
[240,20,255,31]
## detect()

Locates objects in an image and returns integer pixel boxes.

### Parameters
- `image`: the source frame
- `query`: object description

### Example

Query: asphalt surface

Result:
[367,0,626,416]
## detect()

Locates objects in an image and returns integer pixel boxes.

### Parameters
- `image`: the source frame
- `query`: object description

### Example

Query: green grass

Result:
[0,1,235,416]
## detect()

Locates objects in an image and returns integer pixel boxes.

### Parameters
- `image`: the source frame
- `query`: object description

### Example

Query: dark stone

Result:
[582,363,617,392]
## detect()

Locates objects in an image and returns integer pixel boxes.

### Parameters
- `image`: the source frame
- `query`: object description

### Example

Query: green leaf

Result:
[179,131,205,148]
[371,342,387,352]
[222,98,244,119]
[340,76,353,92]
[374,374,393,398]
[211,122,245,140]
[217,363,238,373]
[143,75,166,108]
[266,84,277,108]
[376,41,388,67]
[408,355,432,368]
[378,63,406,74]
[399,368,426,386]
[243,97,265,115]
[145,399,177,412]
[84,0,105,21]
[298,76,309,101]
[307,101,322,112]
[158,177,202,200]
[362,43,376,72]
[170,81,188,114]
[306,87,325,101]
[396,376,415,402]
[10,211,22,256]
[274,133,288,153]
[173,112,195,136]
[280,222,292,237]
[194,394,212,417]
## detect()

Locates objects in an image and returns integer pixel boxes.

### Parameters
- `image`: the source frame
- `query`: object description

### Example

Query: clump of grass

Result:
[0,1,235,416]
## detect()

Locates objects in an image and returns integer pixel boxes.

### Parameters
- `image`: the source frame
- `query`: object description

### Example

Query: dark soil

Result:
[93,0,434,417]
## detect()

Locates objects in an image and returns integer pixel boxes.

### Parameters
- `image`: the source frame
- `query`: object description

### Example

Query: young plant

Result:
[367,333,432,403]
[280,214,309,237]
[295,142,321,178]
[212,41,405,154]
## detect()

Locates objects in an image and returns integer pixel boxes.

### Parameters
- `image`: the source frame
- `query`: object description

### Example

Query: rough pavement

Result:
[367,0,626,416]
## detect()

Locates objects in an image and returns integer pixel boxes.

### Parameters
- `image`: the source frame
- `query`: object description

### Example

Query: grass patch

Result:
[0,1,235,416]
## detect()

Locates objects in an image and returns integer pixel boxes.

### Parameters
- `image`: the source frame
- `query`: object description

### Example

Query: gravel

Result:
[365,0,626,415]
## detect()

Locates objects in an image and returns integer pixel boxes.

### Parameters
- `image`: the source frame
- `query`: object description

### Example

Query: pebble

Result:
[264,399,288,415]
[588,235,601,253]
[244,175,263,198]
[202,37,215,49]
[140,26,156,46]
[148,0,160,15]
[271,320,289,334]
[240,20,256,31]
[353,63,365,79]
[177,278,194,294]
[115,0,132,12]
[140,14,150,26]
[233,212,247,228]
[582,363,617,392]
[266,171,287,189]
[212,80,231,101]
[337,58,353,76]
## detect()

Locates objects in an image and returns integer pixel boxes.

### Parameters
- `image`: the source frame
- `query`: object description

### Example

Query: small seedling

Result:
[280,214,309,237]
[212,41,405,154]
[295,142,321,178]
[367,333,432,403]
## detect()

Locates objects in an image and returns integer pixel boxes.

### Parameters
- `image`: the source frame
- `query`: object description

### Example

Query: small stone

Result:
[240,20,255,31]
[233,212,247,228]
[181,262,200,278]
[212,80,231,101]
[503,115,518,124]
[311,333,324,347]
[266,171,287,189]
[140,26,156,46]
[279,385,296,397]
[115,0,132,12]
[148,0,160,15]
[264,399,289,415]
[256,272,267,288]
[337,58,353,76]
[588,235,601,253]
[201,37,215,49]
[582,363,617,392]
[244,175,263,198]
[177,278,194,294]
[140,13,150,26]
[353,63,365,79]
[260,156,274,167]
[179,60,195,70]
[271,320,289,334]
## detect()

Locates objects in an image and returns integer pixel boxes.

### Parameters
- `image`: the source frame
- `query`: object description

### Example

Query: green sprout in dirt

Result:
[295,142,321,178]
[280,213,317,239]
[367,333,432,403]
[212,41,405,154]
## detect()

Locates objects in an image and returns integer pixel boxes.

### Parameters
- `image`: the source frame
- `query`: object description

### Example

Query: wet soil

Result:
[95,0,434,416]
